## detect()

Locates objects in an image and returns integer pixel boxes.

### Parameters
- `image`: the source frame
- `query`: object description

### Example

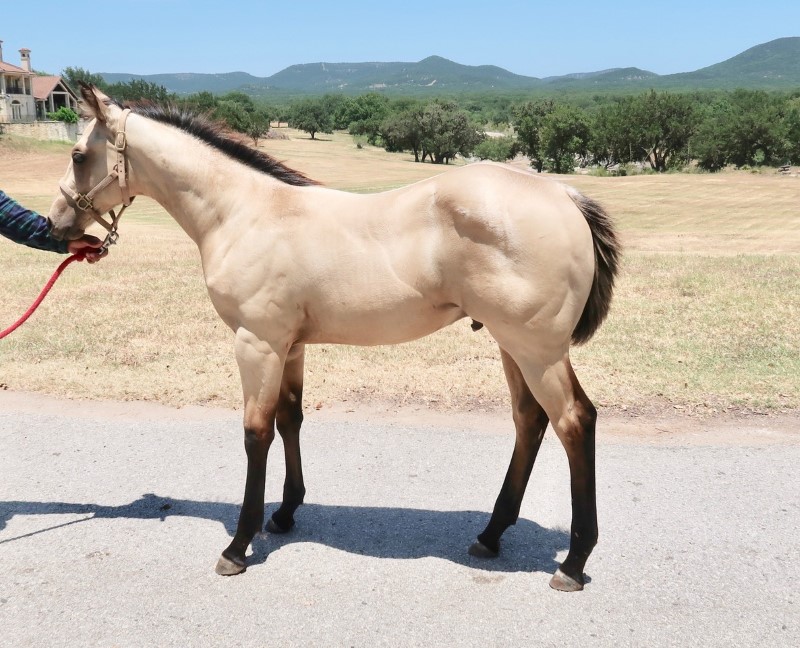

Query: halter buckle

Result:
[75,194,93,211]
[115,131,127,151]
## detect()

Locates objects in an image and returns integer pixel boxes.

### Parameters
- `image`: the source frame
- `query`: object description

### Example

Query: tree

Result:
[692,90,794,170]
[218,92,255,111]
[473,135,517,162]
[587,92,697,171]
[288,98,334,140]
[271,103,292,127]
[321,94,350,130]
[178,91,270,145]
[61,67,107,92]
[786,97,800,164]
[513,100,556,172]
[628,91,696,171]
[213,100,251,132]
[380,103,425,161]
[246,110,272,147]
[721,90,790,167]
[590,99,638,167]
[691,98,734,171]
[105,79,173,103]
[540,104,591,173]
[379,99,481,164]
[418,99,483,164]
[340,93,390,144]
[59,69,174,107]
[179,91,218,114]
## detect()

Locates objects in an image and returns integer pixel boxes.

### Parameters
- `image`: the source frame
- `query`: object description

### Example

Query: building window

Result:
[12,101,22,120]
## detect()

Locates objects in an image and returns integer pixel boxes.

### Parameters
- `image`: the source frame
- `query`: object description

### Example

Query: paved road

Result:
[1,392,798,647]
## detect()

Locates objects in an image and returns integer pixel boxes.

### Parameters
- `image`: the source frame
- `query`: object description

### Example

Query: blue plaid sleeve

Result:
[0,190,69,254]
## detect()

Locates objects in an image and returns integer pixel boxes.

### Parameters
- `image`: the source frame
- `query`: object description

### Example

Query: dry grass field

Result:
[1,129,798,417]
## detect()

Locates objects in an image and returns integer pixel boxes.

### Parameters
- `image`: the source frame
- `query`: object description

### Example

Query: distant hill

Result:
[99,37,800,97]
[665,37,800,88]
[100,71,263,94]
[265,56,543,92]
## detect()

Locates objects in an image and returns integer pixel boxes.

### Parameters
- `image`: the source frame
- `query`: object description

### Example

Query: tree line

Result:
[63,68,272,145]
[63,67,800,173]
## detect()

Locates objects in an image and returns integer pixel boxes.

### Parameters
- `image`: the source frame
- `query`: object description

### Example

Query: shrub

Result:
[47,107,79,124]
[473,135,516,162]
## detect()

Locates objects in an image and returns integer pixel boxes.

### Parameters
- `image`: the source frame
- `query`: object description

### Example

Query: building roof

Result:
[32,75,64,100]
[0,61,29,74]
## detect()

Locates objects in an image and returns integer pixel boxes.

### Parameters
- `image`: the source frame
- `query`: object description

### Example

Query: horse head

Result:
[47,84,133,243]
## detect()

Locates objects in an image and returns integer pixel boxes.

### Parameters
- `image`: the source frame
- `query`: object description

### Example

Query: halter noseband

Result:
[59,108,134,251]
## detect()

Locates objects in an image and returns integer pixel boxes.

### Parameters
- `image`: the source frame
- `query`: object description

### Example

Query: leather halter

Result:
[59,108,134,249]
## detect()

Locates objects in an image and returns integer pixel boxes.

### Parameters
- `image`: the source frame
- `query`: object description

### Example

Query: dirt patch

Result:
[0,143,72,198]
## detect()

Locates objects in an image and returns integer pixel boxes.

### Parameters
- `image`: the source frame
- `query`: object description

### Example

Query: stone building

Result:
[0,40,78,124]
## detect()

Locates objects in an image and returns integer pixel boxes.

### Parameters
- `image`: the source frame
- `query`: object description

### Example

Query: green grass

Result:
[572,253,800,413]
[0,134,73,154]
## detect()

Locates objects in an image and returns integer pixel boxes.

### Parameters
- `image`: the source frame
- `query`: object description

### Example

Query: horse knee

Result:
[512,396,549,434]
[276,400,303,436]
[244,424,275,452]
[554,397,596,451]
[576,398,597,432]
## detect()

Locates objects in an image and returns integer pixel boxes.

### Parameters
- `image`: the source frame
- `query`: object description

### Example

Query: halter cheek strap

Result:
[114,108,132,207]
[59,108,134,250]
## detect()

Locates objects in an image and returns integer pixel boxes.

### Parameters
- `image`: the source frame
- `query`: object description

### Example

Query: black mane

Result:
[124,102,319,187]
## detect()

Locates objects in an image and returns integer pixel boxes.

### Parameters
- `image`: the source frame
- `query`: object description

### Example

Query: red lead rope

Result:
[0,253,85,340]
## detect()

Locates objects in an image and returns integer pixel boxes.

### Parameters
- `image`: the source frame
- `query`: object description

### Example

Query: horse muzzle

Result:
[47,196,86,241]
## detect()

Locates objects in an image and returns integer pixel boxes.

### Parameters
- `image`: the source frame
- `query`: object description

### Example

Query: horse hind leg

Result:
[267,344,307,534]
[526,353,598,591]
[469,348,549,558]
[491,340,599,591]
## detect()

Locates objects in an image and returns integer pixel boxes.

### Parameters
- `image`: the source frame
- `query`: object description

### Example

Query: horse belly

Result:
[302,296,465,346]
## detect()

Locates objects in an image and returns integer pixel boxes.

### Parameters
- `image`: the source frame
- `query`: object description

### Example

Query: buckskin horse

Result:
[47,85,620,591]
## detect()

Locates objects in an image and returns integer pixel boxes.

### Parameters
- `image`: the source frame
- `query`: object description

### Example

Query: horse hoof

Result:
[549,568,584,592]
[266,515,295,534]
[468,540,499,558]
[215,555,246,576]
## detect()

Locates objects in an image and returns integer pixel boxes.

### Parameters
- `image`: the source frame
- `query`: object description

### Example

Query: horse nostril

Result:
[45,217,65,240]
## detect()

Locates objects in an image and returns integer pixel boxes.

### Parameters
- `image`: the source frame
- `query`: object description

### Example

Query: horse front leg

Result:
[267,343,306,534]
[215,330,286,576]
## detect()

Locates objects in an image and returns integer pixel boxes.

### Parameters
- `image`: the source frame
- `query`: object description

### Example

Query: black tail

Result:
[568,189,621,345]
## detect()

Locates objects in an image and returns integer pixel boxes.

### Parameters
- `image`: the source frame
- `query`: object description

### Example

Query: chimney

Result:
[0,40,4,63]
[20,48,31,72]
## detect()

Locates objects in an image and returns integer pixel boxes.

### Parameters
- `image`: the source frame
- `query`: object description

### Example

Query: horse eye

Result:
[72,151,87,164]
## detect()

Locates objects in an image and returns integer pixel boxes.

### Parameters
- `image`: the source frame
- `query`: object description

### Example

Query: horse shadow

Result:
[0,494,569,575]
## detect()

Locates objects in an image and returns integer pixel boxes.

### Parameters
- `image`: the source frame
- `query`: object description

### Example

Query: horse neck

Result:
[125,116,269,246]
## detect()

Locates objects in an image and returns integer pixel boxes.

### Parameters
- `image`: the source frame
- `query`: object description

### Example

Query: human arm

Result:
[0,189,106,261]
[0,189,69,253]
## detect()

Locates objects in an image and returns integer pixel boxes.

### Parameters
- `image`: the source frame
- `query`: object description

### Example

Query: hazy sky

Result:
[1,0,797,79]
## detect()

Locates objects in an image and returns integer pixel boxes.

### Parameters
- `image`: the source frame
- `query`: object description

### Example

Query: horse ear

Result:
[78,83,114,123]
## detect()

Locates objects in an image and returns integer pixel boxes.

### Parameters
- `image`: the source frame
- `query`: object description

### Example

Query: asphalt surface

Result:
[1,392,798,647]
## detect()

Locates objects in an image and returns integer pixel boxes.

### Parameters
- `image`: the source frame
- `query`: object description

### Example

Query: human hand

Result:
[67,235,108,263]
